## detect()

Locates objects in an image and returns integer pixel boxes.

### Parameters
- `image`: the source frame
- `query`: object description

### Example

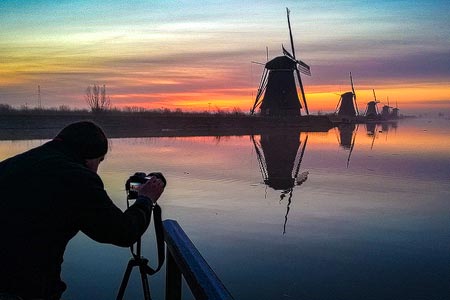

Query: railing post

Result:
[165,247,182,300]
[163,219,234,300]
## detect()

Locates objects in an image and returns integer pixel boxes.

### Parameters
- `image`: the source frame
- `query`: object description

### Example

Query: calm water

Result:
[1,117,449,300]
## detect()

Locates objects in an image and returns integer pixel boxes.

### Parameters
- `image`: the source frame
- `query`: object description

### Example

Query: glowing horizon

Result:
[1,1,449,114]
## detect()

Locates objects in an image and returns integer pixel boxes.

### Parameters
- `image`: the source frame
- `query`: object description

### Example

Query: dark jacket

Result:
[0,140,152,300]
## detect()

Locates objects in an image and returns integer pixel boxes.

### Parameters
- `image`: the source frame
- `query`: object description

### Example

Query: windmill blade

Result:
[350,72,356,100]
[283,43,311,76]
[282,44,294,59]
[354,101,360,116]
[251,90,266,114]
[251,61,265,66]
[251,95,262,115]
[297,59,311,76]
[293,134,308,179]
[251,69,268,114]
[283,44,310,112]
[251,135,268,181]
[282,188,294,235]
[334,127,341,144]
[335,96,342,113]
[286,8,296,59]
[372,89,377,101]
[371,125,377,150]
[285,9,311,75]
[347,124,359,168]
[295,68,309,114]
[350,72,359,115]
[286,7,309,115]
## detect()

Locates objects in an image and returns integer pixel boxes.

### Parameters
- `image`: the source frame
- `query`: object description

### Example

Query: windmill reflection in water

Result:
[365,121,398,149]
[336,121,397,167]
[251,130,308,234]
[335,123,359,168]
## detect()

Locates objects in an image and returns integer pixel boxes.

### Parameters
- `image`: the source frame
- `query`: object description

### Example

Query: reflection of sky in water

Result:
[0,118,449,300]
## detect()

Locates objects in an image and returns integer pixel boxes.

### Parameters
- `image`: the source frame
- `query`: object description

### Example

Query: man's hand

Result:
[138,176,165,204]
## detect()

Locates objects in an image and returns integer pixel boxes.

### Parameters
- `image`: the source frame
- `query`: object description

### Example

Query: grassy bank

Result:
[0,111,334,140]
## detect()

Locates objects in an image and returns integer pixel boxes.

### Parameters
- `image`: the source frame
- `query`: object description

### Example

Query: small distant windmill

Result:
[365,89,380,118]
[335,72,359,119]
[391,100,400,119]
[381,96,394,119]
[251,8,311,116]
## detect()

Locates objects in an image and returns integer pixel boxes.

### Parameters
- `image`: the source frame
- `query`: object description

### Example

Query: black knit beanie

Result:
[54,121,108,159]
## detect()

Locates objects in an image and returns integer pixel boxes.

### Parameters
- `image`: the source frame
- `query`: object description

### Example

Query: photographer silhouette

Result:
[0,121,165,300]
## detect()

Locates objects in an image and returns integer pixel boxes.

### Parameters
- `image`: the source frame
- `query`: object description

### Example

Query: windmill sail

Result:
[286,7,309,115]
[350,72,359,115]
[282,45,311,76]
[372,89,378,102]
[251,68,269,114]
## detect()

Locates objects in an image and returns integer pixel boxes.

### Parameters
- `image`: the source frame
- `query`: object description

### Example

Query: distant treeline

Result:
[0,103,247,117]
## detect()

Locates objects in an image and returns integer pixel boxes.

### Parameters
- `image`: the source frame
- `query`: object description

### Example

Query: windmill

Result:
[251,130,309,234]
[335,72,360,119]
[391,100,400,119]
[381,96,394,119]
[251,8,311,116]
[365,89,380,118]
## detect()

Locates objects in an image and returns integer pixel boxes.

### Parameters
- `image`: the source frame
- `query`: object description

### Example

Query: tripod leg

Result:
[116,259,136,300]
[139,264,152,300]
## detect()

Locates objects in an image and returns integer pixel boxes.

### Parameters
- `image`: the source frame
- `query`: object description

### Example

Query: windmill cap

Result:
[265,56,297,70]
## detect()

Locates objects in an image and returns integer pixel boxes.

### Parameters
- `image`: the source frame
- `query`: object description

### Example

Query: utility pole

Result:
[38,85,42,109]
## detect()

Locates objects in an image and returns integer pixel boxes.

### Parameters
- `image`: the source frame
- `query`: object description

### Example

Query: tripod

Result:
[116,236,153,300]
[116,203,165,300]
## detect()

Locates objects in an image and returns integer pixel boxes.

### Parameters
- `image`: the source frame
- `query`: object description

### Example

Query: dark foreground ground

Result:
[0,113,334,140]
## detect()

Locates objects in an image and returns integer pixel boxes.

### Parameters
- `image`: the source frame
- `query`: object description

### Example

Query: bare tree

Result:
[85,84,111,113]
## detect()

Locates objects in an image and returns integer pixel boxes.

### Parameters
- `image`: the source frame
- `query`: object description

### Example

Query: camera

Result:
[118,172,167,300]
[125,172,167,200]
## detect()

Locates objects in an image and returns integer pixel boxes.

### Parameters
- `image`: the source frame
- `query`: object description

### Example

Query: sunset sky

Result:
[1,0,449,113]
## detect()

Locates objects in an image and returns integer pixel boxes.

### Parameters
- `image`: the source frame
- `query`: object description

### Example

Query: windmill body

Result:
[381,105,391,118]
[337,92,357,118]
[391,107,400,119]
[365,101,379,118]
[335,72,359,121]
[365,89,380,119]
[259,56,302,116]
